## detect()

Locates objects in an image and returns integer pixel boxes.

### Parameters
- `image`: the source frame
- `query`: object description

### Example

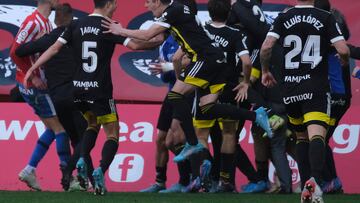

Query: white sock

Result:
[24,165,35,173]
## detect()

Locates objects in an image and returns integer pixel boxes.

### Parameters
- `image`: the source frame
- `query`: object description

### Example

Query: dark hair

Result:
[208,0,231,22]
[176,0,198,14]
[314,0,331,12]
[56,3,73,15]
[93,0,114,8]
[55,3,73,26]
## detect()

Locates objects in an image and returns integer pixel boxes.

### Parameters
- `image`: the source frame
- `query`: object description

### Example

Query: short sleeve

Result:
[327,14,345,44]
[154,6,180,28]
[267,13,283,39]
[235,32,250,57]
[58,24,73,44]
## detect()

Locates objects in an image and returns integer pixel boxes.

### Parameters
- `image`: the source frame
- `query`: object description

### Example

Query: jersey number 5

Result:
[284,35,322,69]
[82,41,98,73]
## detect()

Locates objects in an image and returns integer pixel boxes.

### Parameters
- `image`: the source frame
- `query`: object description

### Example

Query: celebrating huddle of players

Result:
[11,0,356,202]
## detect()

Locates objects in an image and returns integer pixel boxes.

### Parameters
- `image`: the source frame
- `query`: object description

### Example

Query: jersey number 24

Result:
[284,35,322,70]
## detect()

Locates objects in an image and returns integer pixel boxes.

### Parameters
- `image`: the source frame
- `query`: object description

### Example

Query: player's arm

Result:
[234,53,252,102]
[172,48,186,79]
[260,13,284,88]
[233,32,252,102]
[102,19,167,41]
[10,20,39,68]
[15,30,59,57]
[125,33,165,50]
[24,41,64,86]
[333,40,350,66]
[260,35,277,88]
[348,44,360,60]
[327,14,350,66]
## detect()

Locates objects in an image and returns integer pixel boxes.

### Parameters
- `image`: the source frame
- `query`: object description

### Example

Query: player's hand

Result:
[233,81,249,102]
[262,71,277,88]
[23,69,34,89]
[352,66,360,78]
[31,75,47,90]
[101,17,123,36]
[148,63,163,75]
[335,53,349,66]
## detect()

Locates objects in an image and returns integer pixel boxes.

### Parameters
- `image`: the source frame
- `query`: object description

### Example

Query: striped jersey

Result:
[10,9,52,85]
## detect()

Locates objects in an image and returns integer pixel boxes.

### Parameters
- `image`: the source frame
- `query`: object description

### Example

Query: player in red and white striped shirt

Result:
[10,0,72,192]
[11,1,53,85]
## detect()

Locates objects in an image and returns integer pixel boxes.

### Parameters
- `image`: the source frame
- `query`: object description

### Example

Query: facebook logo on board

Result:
[109,154,144,183]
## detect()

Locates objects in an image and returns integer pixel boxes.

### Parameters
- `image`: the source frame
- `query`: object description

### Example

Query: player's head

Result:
[55,3,73,27]
[176,0,198,14]
[314,0,330,11]
[145,0,171,18]
[208,0,231,22]
[93,0,118,18]
[37,0,59,9]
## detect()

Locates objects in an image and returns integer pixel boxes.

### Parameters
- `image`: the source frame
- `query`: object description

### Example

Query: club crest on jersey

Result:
[0,0,87,86]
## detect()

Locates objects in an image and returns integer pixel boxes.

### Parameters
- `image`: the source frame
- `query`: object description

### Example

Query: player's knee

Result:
[44,116,65,134]
[165,134,174,149]
[222,122,237,135]
[106,133,119,143]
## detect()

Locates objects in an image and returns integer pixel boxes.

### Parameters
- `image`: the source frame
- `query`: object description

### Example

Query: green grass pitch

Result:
[0,191,360,203]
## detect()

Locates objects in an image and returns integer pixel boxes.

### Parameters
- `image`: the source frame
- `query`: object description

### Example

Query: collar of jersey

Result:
[210,23,226,28]
[89,13,105,18]
[295,5,314,8]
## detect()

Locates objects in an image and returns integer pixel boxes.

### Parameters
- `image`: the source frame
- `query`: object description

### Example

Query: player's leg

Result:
[269,116,292,194]
[17,85,69,191]
[217,120,237,192]
[199,93,271,137]
[76,110,99,190]
[90,99,119,195]
[187,93,214,192]
[194,127,212,192]
[322,96,349,193]
[141,97,172,192]
[234,104,263,192]
[300,92,331,203]
[140,130,168,192]
[251,125,270,193]
[52,97,87,191]
[160,120,190,193]
[209,123,222,192]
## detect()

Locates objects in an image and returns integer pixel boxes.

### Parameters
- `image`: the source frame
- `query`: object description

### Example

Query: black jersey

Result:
[268,5,344,95]
[228,0,270,48]
[16,26,75,96]
[155,1,224,61]
[204,23,249,83]
[58,14,127,100]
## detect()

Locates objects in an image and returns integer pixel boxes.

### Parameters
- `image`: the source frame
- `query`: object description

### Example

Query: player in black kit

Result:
[23,0,163,195]
[260,0,349,202]
[192,0,253,192]
[102,1,273,177]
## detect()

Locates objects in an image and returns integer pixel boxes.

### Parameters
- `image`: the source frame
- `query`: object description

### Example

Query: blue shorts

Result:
[18,83,57,118]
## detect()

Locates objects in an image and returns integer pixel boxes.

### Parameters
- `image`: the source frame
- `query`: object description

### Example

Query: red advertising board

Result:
[0,0,359,104]
[0,103,359,193]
